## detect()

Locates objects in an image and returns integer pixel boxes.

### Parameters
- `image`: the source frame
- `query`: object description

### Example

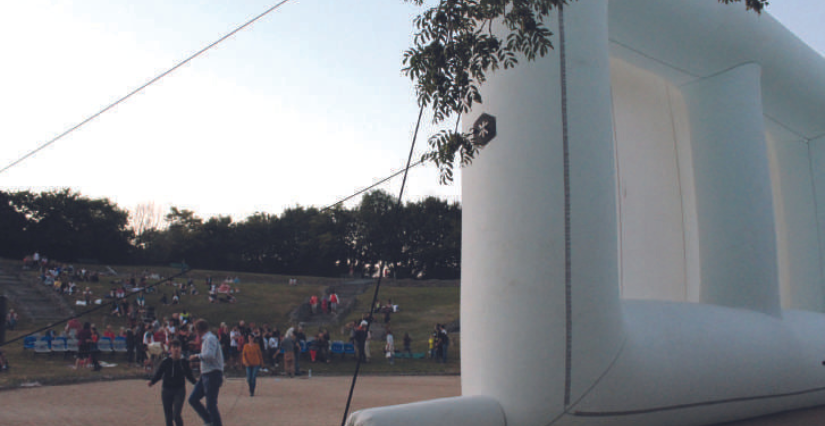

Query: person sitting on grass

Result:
[103,325,116,340]
[148,340,196,426]
[180,310,191,325]
[110,300,122,317]
[83,287,92,305]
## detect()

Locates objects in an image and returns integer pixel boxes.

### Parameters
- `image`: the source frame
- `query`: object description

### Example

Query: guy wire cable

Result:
[0,0,294,176]
[0,267,191,348]
[321,158,425,213]
[340,103,426,426]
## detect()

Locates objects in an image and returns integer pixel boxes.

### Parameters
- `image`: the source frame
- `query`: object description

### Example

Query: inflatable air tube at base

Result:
[345,395,506,426]
[345,300,825,426]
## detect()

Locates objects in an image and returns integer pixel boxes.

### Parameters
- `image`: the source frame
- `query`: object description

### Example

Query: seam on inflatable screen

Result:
[677,61,760,89]
[610,78,624,298]
[572,386,825,417]
[764,114,810,142]
[665,83,690,302]
[565,336,629,410]
[608,39,700,79]
[558,3,573,409]
[544,409,569,426]
[807,142,825,295]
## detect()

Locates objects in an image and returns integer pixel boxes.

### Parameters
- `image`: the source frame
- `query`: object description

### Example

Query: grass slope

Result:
[0,262,460,388]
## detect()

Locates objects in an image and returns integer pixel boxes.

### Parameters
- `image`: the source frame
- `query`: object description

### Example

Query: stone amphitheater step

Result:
[0,265,74,325]
[290,279,375,327]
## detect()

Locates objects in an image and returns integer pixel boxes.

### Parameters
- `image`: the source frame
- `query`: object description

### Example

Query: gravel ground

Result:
[0,375,460,426]
[0,375,822,426]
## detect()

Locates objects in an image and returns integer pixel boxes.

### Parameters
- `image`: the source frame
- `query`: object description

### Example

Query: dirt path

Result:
[0,375,822,426]
[0,376,460,426]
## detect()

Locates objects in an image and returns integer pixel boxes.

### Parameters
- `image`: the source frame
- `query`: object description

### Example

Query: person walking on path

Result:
[242,336,264,396]
[148,340,196,426]
[189,319,224,426]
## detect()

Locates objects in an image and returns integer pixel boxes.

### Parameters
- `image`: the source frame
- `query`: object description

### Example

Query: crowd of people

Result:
[6,251,462,426]
[17,253,453,411]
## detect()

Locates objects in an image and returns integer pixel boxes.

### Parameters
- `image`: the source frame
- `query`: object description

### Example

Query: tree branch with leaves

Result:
[403,0,769,183]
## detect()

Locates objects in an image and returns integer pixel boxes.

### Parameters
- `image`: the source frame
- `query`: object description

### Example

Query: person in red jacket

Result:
[310,295,319,314]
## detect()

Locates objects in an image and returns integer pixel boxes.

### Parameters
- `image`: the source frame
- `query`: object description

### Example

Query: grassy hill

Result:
[0,261,460,388]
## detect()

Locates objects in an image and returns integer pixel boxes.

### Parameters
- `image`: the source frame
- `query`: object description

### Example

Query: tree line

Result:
[0,189,461,279]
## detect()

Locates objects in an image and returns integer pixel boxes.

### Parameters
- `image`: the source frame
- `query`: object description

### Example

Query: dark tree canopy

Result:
[1,188,462,279]
[3,189,132,263]
[402,0,769,183]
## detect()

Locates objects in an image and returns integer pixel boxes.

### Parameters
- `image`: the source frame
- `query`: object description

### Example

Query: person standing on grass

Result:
[76,322,101,371]
[266,332,279,368]
[242,336,264,396]
[439,325,450,363]
[148,340,196,426]
[0,349,9,372]
[354,321,368,363]
[189,319,224,426]
[5,309,18,330]
[385,329,395,365]
[403,332,412,356]
[281,330,296,378]
[329,291,339,313]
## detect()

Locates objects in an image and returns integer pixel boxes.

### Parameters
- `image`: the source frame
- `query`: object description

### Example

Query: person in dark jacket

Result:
[125,327,135,364]
[75,322,101,371]
[148,340,196,426]
[354,321,368,363]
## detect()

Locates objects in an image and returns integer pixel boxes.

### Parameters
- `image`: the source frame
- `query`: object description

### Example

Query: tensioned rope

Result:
[321,158,425,212]
[0,267,191,348]
[0,0,294,176]
[558,2,574,409]
[339,103,426,426]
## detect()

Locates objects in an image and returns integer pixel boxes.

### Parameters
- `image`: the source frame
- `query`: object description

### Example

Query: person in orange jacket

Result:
[242,336,264,396]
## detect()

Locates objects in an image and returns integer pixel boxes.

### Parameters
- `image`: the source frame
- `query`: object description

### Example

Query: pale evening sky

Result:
[0,0,822,221]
